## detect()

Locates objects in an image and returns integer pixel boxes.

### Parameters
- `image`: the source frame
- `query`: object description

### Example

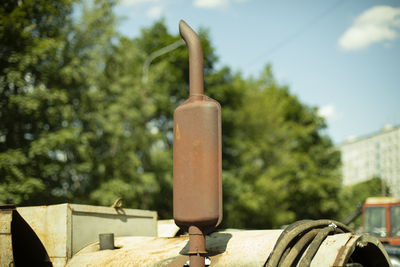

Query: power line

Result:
[245,0,346,69]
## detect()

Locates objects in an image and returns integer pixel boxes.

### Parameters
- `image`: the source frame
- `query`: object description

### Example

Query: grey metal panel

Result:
[70,204,157,255]
[17,203,157,267]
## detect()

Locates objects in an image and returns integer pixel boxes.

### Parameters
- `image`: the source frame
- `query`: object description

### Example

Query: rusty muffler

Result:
[173,20,222,267]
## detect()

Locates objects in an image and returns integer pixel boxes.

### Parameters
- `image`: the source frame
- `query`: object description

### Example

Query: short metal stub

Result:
[99,233,115,250]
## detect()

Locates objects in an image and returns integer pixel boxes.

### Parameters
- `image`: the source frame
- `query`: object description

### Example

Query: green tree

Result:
[0,0,121,204]
[0,0,76,203]
[1,0,341,229]
[219,66,341,228]
[86,36,158,210]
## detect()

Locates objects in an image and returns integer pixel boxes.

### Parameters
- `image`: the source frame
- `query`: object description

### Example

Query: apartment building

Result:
[338,125,400,198]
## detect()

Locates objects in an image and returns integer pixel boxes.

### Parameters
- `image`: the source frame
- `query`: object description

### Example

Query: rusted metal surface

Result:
[0,206,14,267]
[65,229,393,266]
[332,234,392,266]
[188,225,207,266]
[178,20,204,96]
[66,230,283,267]
[0,205,52,266]
[309,232,353,266]
[265,219,393,266]
[173,19,222,267]
[266,219,352,267]
[17,203,157,266]
[17,204,70,266]
[303,232,392,266]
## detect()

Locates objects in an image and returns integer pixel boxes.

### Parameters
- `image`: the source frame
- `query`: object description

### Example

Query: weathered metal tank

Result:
[1,208,393,266]
[64,228,393,267]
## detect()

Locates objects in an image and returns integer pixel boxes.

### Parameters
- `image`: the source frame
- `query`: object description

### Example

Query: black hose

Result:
[265,219,352,267]
[298,225,340,266]
[279,228,319,266]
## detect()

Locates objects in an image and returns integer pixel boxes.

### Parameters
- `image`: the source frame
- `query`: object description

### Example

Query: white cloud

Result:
[193,0,249,9]
[339,6,400,51]
[120,0,159,6]
[194,0,227,9]
[318,104,340,121]
[147,5,163,18]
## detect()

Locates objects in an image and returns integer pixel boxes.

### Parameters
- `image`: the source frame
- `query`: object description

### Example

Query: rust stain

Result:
[176,124,181,140]
[333,235,355,266]
[193,139,201,147]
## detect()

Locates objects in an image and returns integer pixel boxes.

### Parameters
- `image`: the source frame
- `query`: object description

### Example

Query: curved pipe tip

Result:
[179,20,194,40]
[179,19,204,96]
[179,20,189,36]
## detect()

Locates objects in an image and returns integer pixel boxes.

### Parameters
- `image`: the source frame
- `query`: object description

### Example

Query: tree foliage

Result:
[218,67,341,228]
[1,0,76,203]
[1,0,342,228]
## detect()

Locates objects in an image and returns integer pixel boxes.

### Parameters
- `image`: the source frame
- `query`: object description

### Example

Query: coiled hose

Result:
[265,219,352,267]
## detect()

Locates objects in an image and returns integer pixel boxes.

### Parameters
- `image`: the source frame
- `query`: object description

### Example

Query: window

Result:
[364,206,386,237]
[390,205,400,237]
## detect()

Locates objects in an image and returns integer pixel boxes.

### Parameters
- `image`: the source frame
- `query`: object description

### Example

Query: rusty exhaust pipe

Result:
[173,20,222,267]
[178,20,204,96]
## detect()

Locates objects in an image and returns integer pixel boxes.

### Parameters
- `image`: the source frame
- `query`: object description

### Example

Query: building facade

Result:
[338,125,400,198]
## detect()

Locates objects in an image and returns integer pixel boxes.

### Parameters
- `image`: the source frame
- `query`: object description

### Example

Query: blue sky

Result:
[114,0,400,144]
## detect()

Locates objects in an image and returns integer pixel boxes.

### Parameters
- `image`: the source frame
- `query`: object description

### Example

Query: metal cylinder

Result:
[188,226,207,267]
[173,95,222,231]
[99,233,114,250]
[173,20,222,267]
[173,20,222,232]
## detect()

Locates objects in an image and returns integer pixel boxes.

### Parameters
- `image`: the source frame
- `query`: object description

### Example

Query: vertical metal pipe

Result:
[188,226,206,267]
[179,20,204,97]
[178,20,207,267]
